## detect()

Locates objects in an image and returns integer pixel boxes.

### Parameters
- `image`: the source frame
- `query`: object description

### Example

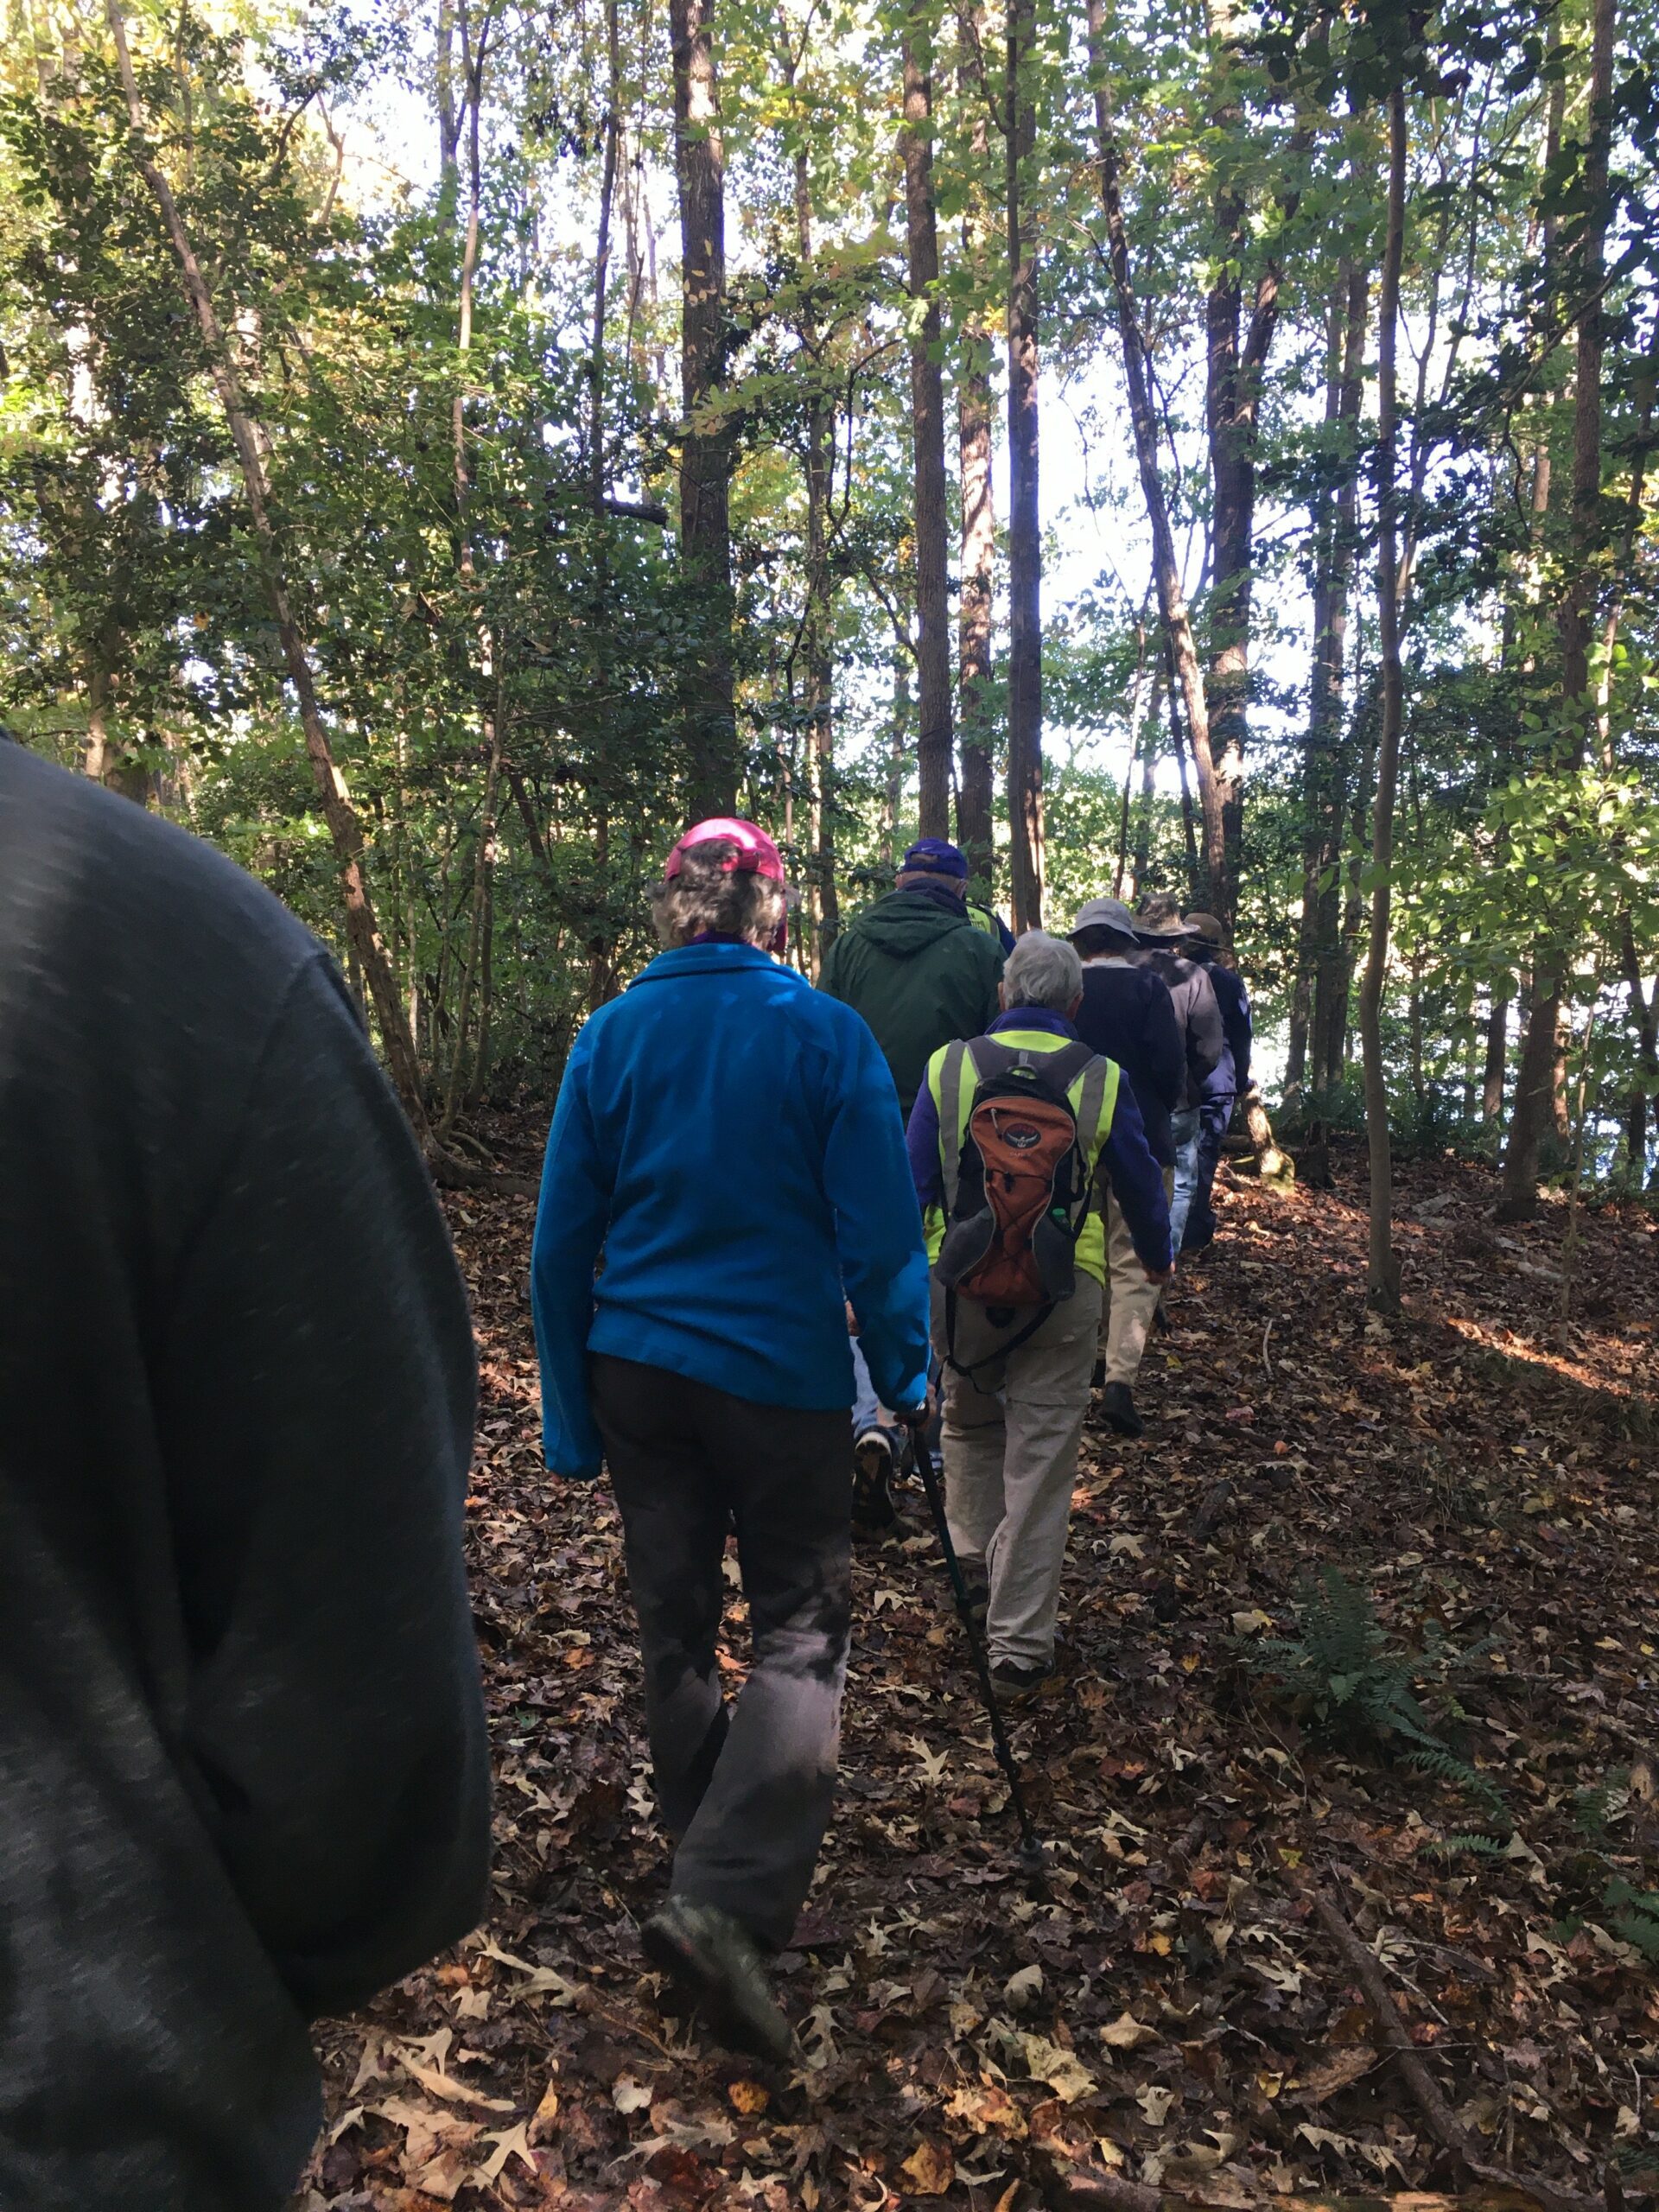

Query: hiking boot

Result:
[852,1433,897,1529]
[1090,1356,1107,1391]
[641,1896,794,2066]
[989,1656,1060,1705]
[1100,1382,1143,1438]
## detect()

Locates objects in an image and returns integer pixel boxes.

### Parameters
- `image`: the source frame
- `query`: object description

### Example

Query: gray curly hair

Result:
[649,840,787,950]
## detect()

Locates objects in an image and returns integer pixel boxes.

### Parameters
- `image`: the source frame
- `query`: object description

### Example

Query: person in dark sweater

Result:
[1131,894,1224,1261]
[817,836,1002,1512]
[0,743,491,2212]
[1068,896,1185,1432]
[1179,911,1254,1254]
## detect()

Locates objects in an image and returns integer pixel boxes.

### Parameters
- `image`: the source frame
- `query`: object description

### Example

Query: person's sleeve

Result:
[158,953,490,2021]
[979,937,1006,1030]
[906,1065,945,1213]
[825,1016,931,1415]
[1230,978,1253,1090]
[531,1033,611,1480]
[1185,969,1225,1089]
[817,932,848,1003]
[1098,1080,1173,1274]
[1141,975,1185,1111]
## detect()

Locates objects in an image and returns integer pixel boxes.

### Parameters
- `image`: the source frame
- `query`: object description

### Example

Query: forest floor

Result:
[299,1135,1659,2212]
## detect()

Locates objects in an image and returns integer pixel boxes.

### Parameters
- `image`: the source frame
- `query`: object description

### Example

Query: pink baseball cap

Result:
[664,817,787,883]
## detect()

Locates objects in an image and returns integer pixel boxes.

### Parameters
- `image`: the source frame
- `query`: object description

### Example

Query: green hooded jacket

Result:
[817,887,1006,1118]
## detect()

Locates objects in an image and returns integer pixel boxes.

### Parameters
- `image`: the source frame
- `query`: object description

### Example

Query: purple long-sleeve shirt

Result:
[905,1007,1173,1274]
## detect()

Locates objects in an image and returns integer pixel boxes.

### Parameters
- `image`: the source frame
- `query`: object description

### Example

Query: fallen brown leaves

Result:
[297,1135,1659,2212]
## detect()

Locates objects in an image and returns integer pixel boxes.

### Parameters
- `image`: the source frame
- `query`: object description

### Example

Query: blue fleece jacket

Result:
[531,942,932,1479]
[905,1007,1173,1275]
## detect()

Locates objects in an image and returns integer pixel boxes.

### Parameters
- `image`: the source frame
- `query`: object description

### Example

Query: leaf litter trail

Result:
[301,1141,1659,2212]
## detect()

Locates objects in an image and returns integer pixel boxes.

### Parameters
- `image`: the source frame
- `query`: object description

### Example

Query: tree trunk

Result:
[1290,262,1366,1103]
[1089,3,1221,909]
[1163,632,1201,901]
[788,83,840,963]
[441,692,505,1136]
[1201,36,1287,930]
[1500,0,1614,1221]
[957,334,996,887]
[955,10,996,892]
[588,0,622,511]
[902,2,953,842]
[1005,0,1042,931]
[671,0,737,816]
[1357,84,1407,1313]
[105,0,425,1125]
[1482,994,1510,1124]
[81,630,149,803]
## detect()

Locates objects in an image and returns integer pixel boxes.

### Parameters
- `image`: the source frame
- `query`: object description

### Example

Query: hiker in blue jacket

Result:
[531,817,931,2065]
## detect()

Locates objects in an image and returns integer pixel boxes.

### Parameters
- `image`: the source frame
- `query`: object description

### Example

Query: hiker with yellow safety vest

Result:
[905,932,1173,1702]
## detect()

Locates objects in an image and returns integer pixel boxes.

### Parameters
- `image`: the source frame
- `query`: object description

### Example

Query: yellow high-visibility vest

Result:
[922,1027,1121,1285]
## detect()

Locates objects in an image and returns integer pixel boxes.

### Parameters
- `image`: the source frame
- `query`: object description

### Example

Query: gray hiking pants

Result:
[933,1274,1104,1670]
[590,1355,852,1951]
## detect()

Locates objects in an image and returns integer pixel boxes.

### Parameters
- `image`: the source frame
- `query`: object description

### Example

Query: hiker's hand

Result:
[899,1383,937,1428]
[845,1300,859,1334]
[1143,1260,1174,1284]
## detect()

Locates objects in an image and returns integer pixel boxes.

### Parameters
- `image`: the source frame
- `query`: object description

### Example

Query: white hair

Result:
[1001,931,1083,1012]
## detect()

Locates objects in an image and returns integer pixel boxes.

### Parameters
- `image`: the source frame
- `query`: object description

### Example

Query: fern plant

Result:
[1236,1567,1508,1830]
[1602,1878,1659,1961]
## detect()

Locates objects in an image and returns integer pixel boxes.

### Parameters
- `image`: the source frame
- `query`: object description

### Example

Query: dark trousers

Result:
[590,1356,852,1950]
[1184,1090,1236,1252]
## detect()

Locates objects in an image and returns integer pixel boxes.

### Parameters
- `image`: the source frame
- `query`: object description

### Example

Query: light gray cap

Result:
[1070,894,1137,939]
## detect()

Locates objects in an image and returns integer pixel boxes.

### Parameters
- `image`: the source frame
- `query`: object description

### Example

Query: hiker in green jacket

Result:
[817,838,1005,1119]
[818,836,1005,1525]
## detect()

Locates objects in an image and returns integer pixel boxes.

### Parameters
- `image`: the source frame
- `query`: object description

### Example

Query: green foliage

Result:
[1238,1567,1507,1825]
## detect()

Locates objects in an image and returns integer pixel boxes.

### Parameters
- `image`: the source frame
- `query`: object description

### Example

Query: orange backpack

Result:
[935,1039,1111,1370]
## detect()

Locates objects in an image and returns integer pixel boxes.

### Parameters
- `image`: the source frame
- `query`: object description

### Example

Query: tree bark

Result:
[671,0,738,816]
[1201,3,1288,930]
[105,0,426,1125]
[1482,994,1511,1124]
[902,2,953,842]
[1005,0,1043,931]
[1500,0,1615,1221]
[589,0,622,512]
[1357,84,1407,1313]
[955,8,996,890]
[1291,262,1366,1103]
[785,54,840,965]
[1089,3,1221,908]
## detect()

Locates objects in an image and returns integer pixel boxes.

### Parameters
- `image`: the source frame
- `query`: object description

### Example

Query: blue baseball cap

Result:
[901,837,969,880]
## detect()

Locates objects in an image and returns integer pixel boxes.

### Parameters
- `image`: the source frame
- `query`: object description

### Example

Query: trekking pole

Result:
[905,1417,1047,1875]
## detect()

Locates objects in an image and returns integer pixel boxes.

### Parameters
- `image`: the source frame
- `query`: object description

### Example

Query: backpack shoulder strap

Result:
[938,1039,978,1215]
[1074,1052,1121,1179]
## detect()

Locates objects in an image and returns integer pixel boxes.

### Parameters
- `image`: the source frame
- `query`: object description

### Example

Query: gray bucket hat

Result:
[1069,894,1137,940]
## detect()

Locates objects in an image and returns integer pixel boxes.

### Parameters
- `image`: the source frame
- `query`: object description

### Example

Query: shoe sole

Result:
[641,1916,794,2066]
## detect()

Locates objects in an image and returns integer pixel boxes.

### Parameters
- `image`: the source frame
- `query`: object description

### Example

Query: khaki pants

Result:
[933,1272,1104,1671]
[1100,1166,1175,1386]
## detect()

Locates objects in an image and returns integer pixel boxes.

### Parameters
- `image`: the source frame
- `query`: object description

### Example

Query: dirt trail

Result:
[303,1145,1659,2212]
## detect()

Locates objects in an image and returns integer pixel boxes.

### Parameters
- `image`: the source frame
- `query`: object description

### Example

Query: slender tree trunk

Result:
[957,338,996,886]
[671,0,737,814]
[785,73,840,962]
[1201,37,1287,927]
[1291,263,1366,1100]
[1113,614,1151,897]
[589,0,622,511]
[1090,3,1221,907]
[1500,0,1615,1220]
[81,629,149,803]
[902,2,953,841]
[1131,671,1158,898]
[441,692,505,1136]
[106,0,425,1123]
[1357,85,1407,1311]
[1482,995,1510,1124]
[955,12,996,890]
[1005,0,1042,930]
[1163,631,1202,900]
